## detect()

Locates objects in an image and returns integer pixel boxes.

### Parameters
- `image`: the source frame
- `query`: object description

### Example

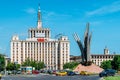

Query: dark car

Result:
[32,70,39,74]
[12,70,17,74]
[67,71,76,76]
[16,70,21,74]
[47,70,52,74]
[99,69,116,77]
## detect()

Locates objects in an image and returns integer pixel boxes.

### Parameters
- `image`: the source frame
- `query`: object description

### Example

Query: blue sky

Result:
[0,0,120,57]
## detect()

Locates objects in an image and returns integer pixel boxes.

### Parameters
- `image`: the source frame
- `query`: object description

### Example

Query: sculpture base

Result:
[81,61,92,66]
[74,63,103,74]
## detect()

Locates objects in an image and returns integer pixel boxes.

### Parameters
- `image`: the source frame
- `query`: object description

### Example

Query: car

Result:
[12,70,17,74]
[32,70,39,74]
[99,69,116,77]
[52,70,59,75]
[47,70,53,74]
[56,71,67,76]
[40,70,45,73]
[8,71,12,75]
[80,71,91,75]
[40,70,47,73]
[74,71,80,75]
[0,73,2,79]
[67,71,76,76]
[16,70,21,74]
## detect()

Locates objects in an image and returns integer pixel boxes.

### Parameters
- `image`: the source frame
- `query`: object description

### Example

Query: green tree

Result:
[0,54,5,71]
[112,55,120,70]
[100,60,112,69]
[16,64,20,70]
[6,62,20,71]
[37,61,44,70]
[22,58,45,70]
[30,60,37,69]
[63,62,79,70]
[6,62,14,70]
[63,63,70,69]
[22,58,31,66]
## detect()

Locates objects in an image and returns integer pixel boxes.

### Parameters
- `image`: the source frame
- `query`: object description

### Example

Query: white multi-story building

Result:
[11,5,70,70]
[70,47,120,66]
[91,47,117,66]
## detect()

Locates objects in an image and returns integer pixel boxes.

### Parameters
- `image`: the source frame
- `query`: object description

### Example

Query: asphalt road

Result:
[1,74,101,80]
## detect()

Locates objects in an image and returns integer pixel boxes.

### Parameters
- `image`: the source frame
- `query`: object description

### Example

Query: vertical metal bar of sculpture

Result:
[73,23,92,65]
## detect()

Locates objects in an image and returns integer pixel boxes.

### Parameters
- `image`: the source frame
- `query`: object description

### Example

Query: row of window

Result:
[12,48,68,54]
[91,55,114,59]
[13,42,58,47]
[30,30,49,38]
[92,59,112,62]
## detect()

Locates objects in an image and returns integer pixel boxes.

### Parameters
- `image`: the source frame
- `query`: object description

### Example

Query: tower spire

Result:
[37,3,42,29]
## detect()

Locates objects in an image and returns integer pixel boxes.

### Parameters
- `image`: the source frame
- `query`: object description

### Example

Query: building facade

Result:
[91,47,118,66]
[70,55,82,62]
[70,47,120,66]
[11,6,70,70]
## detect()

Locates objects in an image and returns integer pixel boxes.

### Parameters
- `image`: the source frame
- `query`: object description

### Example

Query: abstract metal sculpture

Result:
[73,23,92,65]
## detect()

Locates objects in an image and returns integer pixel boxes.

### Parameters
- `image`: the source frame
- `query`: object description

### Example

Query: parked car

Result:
[0,73,2,79]
[56,71,67,76]
[32,70,39,74]
[47,70,53,74]
[40,70,47,73]
[74,71,80,75]
[80,71,91,75]
[40,70,45,73]
[16,70,21,74]
[52,70,59,75]
[67,71,76,76]
[12,70,17,74]
[8,71,12,75]
[0,71,5,75]
[99,69,116,77]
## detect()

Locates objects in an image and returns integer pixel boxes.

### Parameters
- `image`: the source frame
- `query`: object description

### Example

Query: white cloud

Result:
[24,8,36,14]
[86,1,120,16]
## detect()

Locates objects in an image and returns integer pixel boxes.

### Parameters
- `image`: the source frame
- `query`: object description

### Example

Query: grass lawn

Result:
[104,76,120,80]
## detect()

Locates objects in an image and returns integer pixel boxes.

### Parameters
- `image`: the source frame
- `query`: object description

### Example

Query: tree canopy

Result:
[112,55,120,70]
[22,58,45,70]
[63,62,79,70]
[6,62,20,71]
[0,54,5,71]
[100,60,112,69]
[100,55,120,71]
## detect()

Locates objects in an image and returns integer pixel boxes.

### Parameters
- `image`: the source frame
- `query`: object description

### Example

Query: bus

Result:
[21,66,33,74]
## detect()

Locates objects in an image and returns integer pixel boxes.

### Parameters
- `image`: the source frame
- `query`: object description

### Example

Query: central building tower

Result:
[11,5,70,70]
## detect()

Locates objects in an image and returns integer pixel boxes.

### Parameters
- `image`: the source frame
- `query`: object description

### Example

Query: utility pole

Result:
[4,54,7,76]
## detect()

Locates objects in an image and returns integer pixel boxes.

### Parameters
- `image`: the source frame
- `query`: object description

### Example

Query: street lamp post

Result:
[14,62,16,75]
[4,55,7,76]
[37,62,39,70]
[14,61,18,75]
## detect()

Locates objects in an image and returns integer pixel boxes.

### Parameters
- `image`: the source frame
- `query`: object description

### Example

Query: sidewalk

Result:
[3,74,37,77]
